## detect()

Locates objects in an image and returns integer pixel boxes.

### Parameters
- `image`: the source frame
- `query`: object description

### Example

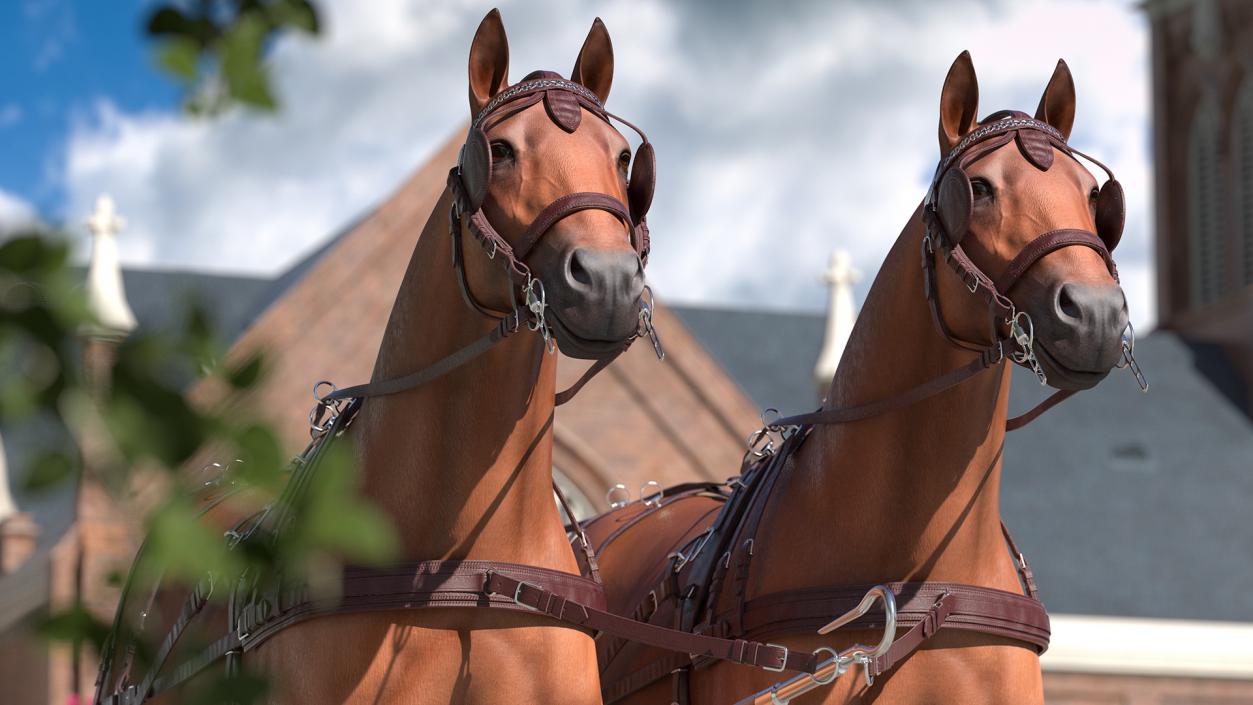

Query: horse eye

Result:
[1090,187,1100,203]
[490,141,514,161]
[618,150,631,172]
[971,178,994,199]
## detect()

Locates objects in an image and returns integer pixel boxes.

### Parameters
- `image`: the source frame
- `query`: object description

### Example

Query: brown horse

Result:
[591,52,1132,705]
[96,9,656,705]
[253,12,649,705]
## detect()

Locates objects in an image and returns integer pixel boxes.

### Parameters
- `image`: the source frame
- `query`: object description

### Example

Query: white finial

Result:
[0,433,14,522]
[813,249,861,393]
[83,195,137,337]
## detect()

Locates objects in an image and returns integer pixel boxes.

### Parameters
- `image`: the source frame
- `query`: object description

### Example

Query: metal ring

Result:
[640,481,663,508]
[312,380,337,402]
[605,484,631,509]
[809,647,839,686]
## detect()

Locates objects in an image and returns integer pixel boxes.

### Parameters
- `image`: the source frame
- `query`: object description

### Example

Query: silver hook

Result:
[637,285,665,360]
[1116,321,1148,392]
[1009,311,1047,386]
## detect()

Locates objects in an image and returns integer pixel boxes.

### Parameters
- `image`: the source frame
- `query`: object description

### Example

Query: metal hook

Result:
[1114,321,1148,392]
[735,586,898,705]
[637,286,665,360]
[1009,311,1047,386]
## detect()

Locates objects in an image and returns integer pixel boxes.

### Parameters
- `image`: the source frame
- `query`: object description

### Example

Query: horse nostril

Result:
[1056,284,1082,321]
[568,250,593,287]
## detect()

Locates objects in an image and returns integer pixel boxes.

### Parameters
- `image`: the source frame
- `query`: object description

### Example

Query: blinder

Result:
[1094,177,1124,251]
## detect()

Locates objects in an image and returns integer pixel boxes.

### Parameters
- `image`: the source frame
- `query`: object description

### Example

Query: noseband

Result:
[320,74,663,408]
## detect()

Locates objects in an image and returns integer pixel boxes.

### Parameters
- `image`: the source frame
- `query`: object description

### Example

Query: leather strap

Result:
[322,313,522,402]
[1006,389,1075,431]
[483,572,819,674]
[729,580,1049,673]
[515,192,633,260]
[770,342,1005,429]
[994,228,1115,294]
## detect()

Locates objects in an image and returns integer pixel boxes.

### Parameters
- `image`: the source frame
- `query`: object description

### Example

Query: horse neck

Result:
[352,190,571,567]
[759,206,1018,593]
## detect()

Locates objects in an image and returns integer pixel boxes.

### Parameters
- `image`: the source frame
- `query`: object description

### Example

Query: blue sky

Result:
[0,1,181,218]
[0,0,1156,328]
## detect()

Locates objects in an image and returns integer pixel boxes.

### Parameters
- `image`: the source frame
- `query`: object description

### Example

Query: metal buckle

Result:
[512,580,543,611]
[763,643,790,672]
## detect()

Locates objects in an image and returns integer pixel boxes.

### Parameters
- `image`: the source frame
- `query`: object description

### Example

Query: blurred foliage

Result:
[0,231,396,701]
[145,0,322,114]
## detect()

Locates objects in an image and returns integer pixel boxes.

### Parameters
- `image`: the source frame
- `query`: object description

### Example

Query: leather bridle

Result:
[320,73,663,408]
[772,112,1145,433]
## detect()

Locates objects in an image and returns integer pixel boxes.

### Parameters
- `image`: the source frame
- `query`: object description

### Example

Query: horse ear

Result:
[1035,58,1075,140]
[571,17,614,102]
[938,51,980,157]
[468,9,510,115]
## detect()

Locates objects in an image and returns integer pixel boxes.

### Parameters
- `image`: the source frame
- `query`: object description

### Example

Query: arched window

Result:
[1233,80,1253,288]
[1188,97,1225,305]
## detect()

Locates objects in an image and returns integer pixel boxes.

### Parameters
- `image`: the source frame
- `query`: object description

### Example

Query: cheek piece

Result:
[917,111,1143,405]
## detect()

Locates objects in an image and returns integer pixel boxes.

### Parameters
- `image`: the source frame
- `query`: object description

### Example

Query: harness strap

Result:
[729,581,1049,671]
[117,558,824,704]
[1006,389,1075,431]
[322,313,522,402]
[554,479,602,583]
[482,572,819,674]
[770,343,1005,428]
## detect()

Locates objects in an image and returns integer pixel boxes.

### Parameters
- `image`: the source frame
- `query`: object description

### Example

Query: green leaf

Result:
[156,38,201,82]
[269,0,321,34]
[145,6,194,36]
[187,671,270,705]
[22,450,77,493]
[144,498,244,583]
[219,14,278,110]
[232,423,285,489]
[37,602,111,653]
[226,352,265,389]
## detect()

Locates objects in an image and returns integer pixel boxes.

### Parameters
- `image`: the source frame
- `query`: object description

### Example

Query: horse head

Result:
[931,51,1129,391]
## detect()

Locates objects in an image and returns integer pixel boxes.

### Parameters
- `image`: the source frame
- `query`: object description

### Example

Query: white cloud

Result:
[57,0,1155,329]
[0,189,41,235]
